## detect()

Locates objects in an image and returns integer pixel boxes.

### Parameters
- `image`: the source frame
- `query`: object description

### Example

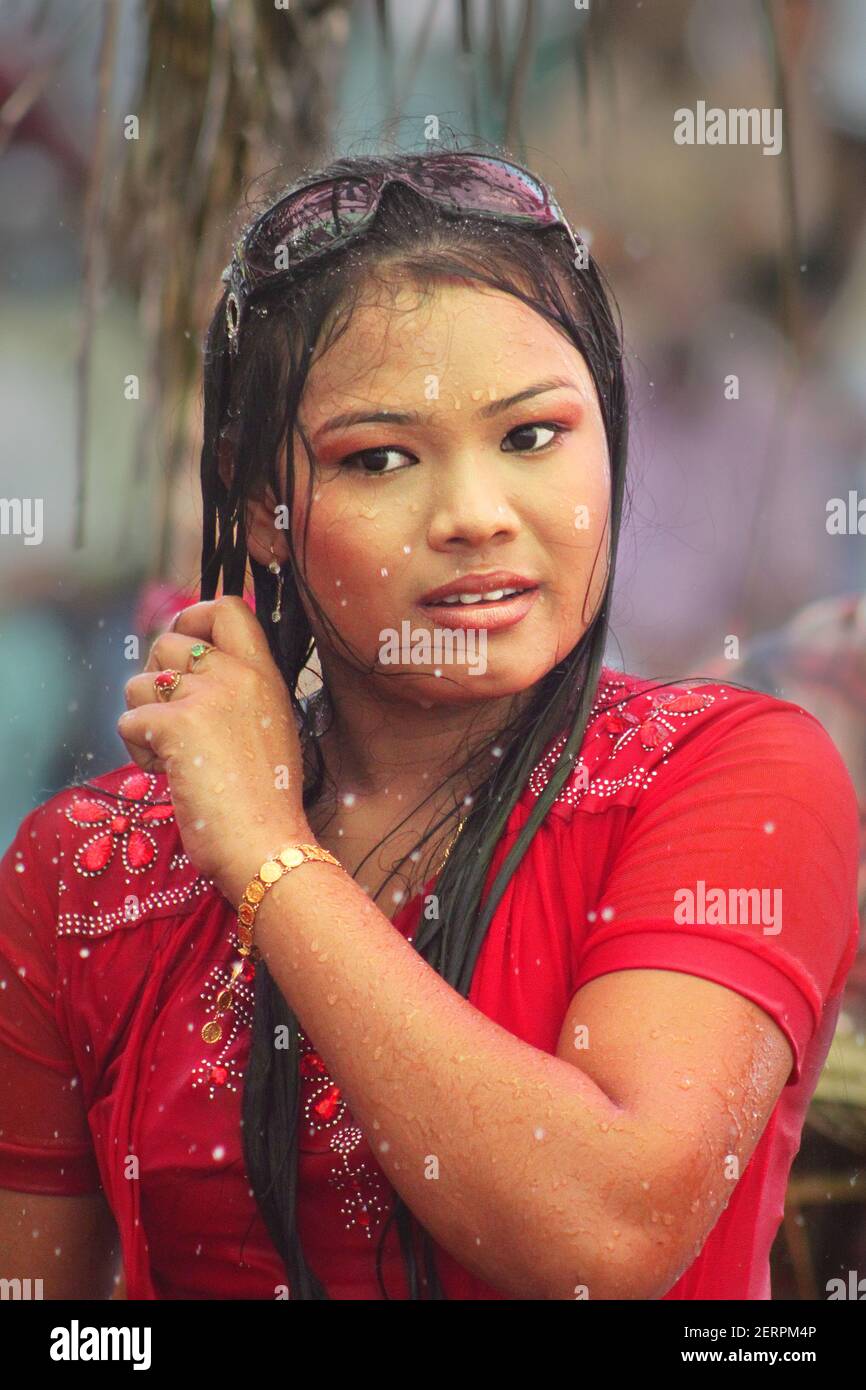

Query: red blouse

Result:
[0,667,860,1300]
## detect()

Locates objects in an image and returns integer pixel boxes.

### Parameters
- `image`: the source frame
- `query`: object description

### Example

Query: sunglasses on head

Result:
[220,153,585,355]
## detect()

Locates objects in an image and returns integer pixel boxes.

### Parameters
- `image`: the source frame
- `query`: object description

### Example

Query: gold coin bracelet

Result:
[200,843,342,1046]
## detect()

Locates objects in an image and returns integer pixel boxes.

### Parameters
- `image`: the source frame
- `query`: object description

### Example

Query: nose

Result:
[425,455,521,552]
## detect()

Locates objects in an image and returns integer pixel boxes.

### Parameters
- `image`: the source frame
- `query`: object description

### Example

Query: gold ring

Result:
[154,669,182,701]
[188,641,215,673]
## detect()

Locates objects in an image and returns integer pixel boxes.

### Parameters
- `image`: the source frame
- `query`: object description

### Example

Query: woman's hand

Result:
[117,596,312,897]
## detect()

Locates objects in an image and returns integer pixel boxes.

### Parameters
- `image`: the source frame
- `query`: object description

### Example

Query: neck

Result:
[308,666,532,806]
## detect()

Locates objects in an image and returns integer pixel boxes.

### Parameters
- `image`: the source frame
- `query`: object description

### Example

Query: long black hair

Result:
[55,138,767,1297]
[201,143,630,1298]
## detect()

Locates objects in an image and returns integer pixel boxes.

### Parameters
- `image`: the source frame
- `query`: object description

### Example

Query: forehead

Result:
[300,275,597,420]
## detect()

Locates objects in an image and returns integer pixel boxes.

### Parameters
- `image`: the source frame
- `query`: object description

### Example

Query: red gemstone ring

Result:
[153,668,182,701]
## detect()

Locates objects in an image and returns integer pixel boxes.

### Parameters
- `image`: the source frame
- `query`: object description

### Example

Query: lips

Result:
[418,571,539,606]
[416,586,540,632]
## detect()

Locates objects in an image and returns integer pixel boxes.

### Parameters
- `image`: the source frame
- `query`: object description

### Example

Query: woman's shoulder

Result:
[2,762,215,942]
[523,663,849,821]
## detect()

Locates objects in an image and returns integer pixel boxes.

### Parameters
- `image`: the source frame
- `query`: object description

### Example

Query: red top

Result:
[0,668,859,1300]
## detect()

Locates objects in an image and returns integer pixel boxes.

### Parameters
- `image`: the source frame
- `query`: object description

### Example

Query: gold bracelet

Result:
[200,843,341,1049]
[235,843,342,961]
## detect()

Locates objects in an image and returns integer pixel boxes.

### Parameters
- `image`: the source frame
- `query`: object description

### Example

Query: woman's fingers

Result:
[116,708,168,774]
[123,667,197,710]
[171,595,276,675]
[143,631,221,676]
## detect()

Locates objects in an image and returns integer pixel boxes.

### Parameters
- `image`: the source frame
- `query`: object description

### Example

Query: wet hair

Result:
[203,143,629,1297]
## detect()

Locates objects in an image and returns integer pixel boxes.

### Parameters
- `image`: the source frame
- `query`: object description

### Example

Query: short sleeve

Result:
[572,702,861,1087]
[0,801,102,1194]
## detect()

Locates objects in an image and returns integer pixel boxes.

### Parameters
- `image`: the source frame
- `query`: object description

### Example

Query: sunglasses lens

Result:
[408,156,554,221]
[244,179,378,279]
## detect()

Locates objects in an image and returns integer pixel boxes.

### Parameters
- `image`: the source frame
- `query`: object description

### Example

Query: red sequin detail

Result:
[66,771,175,879]
[608,688,716,756]
[119,770,153,801]
[69,798,112,824]
[126,830,157,869]
[640,720,672,749]
[313,1084,343,1121]
[210,1066,228,1086]
[81,834,115,873]
[300,1050,328,1079]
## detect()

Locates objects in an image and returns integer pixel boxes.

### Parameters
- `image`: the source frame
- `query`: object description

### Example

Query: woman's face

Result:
[282,273,611,707]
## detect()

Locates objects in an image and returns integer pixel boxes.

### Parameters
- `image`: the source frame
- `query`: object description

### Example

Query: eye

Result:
[501,421,567,454]
[338,445,417,476]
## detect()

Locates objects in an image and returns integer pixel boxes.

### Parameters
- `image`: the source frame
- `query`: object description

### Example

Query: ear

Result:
[217,436,291,570]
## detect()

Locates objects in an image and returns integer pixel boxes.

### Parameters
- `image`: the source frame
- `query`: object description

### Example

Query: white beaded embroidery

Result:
[328,1126,389,1238]
[56,874,214,938]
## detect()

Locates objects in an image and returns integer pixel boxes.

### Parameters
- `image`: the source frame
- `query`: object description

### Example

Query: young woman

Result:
[0,149,860,1301]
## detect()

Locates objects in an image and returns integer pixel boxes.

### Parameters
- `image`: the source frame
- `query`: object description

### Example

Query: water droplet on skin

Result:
[327,993,338,1005]
[679,1075,694,1090]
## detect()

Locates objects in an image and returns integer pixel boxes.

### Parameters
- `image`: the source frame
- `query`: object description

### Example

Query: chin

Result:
[372,661,549,707]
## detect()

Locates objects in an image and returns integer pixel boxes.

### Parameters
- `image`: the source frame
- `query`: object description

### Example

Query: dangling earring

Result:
[268,546,283,624]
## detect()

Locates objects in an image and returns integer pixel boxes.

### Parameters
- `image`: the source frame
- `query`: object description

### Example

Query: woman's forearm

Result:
[225,838,635,1299]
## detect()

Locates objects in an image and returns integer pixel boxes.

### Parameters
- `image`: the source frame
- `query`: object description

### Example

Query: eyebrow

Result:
[313,376,581,438]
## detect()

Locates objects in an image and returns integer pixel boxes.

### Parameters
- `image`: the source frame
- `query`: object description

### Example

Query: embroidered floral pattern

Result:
[603,688,715,754]
[64,770,175,878]
[298,1029,389,1238]
[528,676,722,811]
[328,1126,390,1238]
